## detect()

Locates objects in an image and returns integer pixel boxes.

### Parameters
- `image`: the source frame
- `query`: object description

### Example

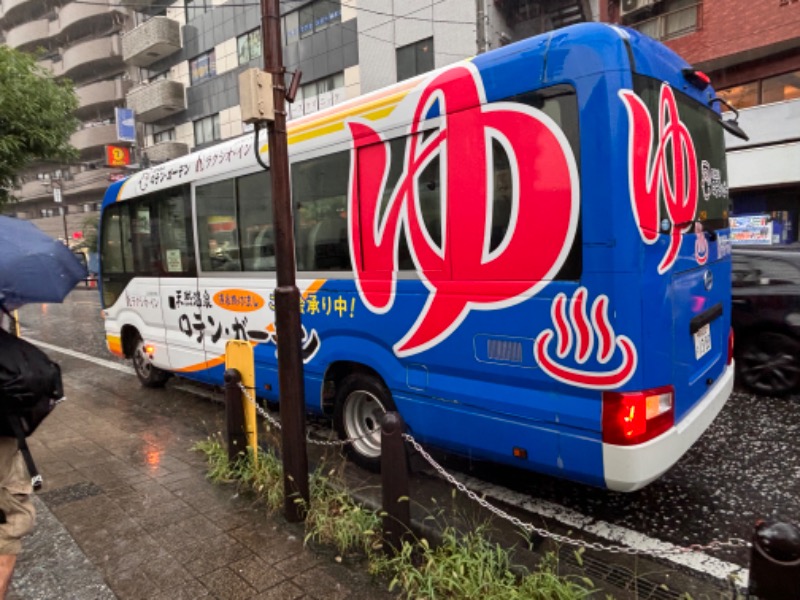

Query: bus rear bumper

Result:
[602,362,734,492]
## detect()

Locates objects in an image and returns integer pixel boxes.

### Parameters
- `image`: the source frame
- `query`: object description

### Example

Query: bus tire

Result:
[132,335,170,388]
[333,374,396,472]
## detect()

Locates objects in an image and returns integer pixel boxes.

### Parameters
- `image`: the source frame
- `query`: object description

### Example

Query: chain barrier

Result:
[231,381,749,559]
[401,432,750,557]
[235,382,375,447]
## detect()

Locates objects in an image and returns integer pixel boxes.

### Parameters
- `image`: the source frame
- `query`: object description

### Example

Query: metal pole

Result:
[260,0,309,522]
[381,412,411,554]
[62,204,68,244]
[223,368,247,464]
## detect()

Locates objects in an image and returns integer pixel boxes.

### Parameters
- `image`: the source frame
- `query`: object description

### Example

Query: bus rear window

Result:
[633,75,730,233]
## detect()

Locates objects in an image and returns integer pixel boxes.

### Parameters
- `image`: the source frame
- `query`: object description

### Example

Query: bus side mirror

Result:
[709,97,749,141]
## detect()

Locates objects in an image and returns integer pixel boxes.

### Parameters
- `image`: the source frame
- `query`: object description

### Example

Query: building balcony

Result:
[144,140,189,164]
[59,1,129,42]
[61,34,124,83]
[75,78,132,121]
[126,79,185,123]
[122,16,181,68]
[5,17,57,52]
[65,168,121,201]
[14,179,53,203]
[70,123,120,158]
[0,0,42,29]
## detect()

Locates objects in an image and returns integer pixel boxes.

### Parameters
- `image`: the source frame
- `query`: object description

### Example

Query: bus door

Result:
[152,187,206,376]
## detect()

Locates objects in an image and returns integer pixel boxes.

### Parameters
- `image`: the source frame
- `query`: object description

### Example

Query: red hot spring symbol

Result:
[346,64,579,357]
[534,288,638,389]
[619,84,698,274]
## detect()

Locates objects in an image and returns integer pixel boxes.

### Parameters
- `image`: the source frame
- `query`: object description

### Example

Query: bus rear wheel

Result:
[132,336,170,388]
[333,374,396,472]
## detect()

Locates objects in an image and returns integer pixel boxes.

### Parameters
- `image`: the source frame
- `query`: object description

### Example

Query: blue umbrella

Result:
[0,216,87,310]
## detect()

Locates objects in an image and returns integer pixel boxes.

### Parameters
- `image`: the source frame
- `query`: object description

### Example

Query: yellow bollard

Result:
[13,310,20,337]
[225,340,257,463]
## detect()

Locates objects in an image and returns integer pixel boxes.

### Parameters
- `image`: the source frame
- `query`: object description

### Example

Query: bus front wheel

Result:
[333,374,396,472]
[132,336,170,388]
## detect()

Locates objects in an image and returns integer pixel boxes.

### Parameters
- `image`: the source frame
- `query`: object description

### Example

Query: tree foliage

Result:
[0,46,79,206]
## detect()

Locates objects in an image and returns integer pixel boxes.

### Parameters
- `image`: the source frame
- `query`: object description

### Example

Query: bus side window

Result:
[196,180,241,272]
[237,171,275,272]
[157,186,196,276]
[131,200,161,275]
[99,203,133,307]
[291,151,351,272]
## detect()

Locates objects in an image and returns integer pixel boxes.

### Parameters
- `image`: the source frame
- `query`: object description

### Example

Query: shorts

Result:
[0,437,35,555]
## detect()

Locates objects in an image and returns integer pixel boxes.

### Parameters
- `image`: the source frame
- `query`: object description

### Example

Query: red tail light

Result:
[602,386,674,446]
[727,328,734,365]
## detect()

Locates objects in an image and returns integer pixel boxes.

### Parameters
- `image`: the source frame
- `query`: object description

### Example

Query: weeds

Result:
[305,467,382,557]
[370,524,594,599]
[193,434,595,599]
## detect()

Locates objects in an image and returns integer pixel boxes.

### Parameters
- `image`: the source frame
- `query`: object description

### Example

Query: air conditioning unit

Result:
[620,0,659,18]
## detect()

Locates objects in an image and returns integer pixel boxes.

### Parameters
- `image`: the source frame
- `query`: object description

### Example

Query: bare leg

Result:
[0,554,16,599]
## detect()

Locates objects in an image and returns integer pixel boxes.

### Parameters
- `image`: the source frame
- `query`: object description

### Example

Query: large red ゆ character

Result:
[619,84,698,274]
[346,64,579,357]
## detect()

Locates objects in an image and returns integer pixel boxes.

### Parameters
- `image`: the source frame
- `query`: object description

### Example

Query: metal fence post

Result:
[224,368,247,464]
[748,520,800,599]
[381,411,410,555]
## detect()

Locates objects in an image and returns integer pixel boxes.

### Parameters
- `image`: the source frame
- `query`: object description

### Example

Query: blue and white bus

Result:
[99,23,735,491]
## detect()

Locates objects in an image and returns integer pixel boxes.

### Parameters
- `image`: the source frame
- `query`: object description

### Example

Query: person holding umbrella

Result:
[0,215,86,597]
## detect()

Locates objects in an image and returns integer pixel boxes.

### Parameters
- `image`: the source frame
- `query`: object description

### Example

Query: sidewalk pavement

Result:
[9,357,395,600]
[8,347,737,600]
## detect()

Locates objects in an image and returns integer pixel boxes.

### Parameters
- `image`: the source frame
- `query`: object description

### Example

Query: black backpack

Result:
[0,328,65,489]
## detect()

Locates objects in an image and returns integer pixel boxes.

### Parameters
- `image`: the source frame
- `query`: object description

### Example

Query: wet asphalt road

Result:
[15,288,800,569]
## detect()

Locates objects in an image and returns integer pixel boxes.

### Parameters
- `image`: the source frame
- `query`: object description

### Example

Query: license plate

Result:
[694,324,711,360]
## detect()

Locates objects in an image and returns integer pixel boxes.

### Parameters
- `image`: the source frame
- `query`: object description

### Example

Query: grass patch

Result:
[370,524,595,599]
[193,435,595,599]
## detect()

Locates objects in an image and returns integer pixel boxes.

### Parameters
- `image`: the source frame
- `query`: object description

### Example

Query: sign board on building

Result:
[106,145,131,167]
[115,107,136,143]
[730,215,774,245]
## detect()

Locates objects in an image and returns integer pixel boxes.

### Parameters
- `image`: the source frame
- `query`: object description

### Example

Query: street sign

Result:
[115,107,136,142]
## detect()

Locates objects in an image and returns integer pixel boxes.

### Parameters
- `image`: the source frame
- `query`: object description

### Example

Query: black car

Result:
[732,246,800,396]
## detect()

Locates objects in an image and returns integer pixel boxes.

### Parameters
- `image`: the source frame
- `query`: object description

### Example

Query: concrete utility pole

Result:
[259,0,310,522]
[476,0,487,53]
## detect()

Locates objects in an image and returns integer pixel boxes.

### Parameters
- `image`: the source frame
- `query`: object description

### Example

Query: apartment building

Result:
[0,0,135,237]
[602,0,800,244]
[2,0,595,238]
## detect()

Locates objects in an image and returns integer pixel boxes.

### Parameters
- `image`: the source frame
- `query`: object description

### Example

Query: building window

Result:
[148,70,168,83]
[718,69,800,112]
[717,82,759,112]
[185,0,210,22]
[396,38,434,82]
[194,114,220,146]
[296,72,345,118]
[237,29,262,65]
[629,0,699,41]
[286,0,341,44]
[154,128,176,144]
[189,50,216,85]
[762,70,800,104]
